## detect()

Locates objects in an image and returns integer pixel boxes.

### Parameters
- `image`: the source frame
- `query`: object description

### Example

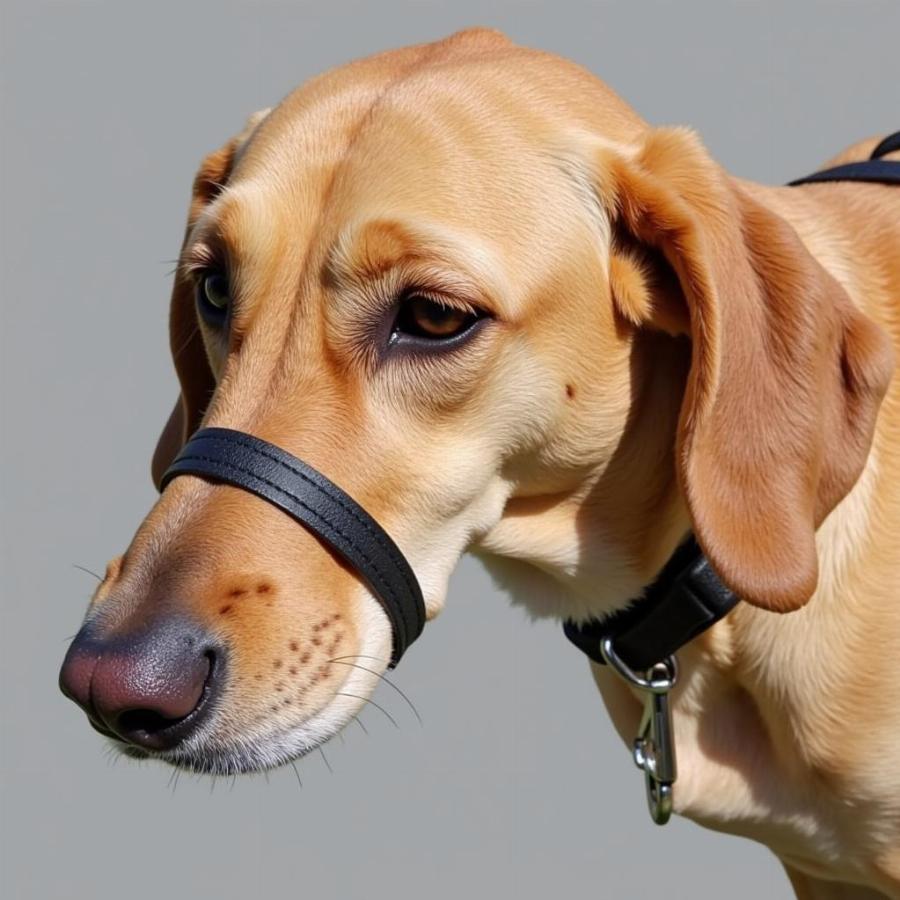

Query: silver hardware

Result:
[600,636,678,825]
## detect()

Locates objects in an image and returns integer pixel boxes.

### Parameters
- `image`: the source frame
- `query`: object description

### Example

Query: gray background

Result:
[2,1,896,898]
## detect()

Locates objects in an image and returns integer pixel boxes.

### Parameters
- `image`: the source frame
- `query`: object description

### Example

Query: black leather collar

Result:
[563,537,739,671]
[161,427,426,668]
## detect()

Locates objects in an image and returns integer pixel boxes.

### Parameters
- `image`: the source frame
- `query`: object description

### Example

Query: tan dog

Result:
[59,29,899,897]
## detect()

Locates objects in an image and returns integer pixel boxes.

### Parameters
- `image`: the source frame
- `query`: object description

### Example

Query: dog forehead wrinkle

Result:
[329,216,511,309]
[218,181,290,258]
[233,39,453,225]
[239,76,406,178]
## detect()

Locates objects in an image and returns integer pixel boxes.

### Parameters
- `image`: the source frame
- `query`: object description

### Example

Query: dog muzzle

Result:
[161,427,426,668]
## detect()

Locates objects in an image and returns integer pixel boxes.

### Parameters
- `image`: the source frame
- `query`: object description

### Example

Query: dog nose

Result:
[59,618,221,751]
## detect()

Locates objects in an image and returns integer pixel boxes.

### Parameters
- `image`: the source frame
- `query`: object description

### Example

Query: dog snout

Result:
[59,617,223,751]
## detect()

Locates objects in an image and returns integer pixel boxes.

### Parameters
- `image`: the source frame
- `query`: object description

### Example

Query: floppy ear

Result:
[600,127,894,612]
[151,109,271,489]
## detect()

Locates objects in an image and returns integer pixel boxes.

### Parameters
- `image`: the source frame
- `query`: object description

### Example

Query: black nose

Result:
[59,617,222,751]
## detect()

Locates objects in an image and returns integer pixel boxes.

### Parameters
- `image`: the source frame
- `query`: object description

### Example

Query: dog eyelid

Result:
[179,232,230,279]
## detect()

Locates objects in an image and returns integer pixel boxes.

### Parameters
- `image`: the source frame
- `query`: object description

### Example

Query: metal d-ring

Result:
[599,636,679,825]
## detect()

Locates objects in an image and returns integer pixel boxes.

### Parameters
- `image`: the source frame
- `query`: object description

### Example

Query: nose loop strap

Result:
[160,427,426,668]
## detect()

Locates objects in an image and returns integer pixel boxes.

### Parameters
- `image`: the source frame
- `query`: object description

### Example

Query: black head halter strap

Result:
[161,427,425,668]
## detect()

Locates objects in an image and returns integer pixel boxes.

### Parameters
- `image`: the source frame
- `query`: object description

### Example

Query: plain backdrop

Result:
[2,2,897,898]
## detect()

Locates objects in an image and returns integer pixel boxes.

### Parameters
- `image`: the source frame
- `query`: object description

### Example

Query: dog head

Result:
[59,29,892,774]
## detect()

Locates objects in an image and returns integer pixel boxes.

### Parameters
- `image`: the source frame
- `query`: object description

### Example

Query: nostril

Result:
[116,708,184,736]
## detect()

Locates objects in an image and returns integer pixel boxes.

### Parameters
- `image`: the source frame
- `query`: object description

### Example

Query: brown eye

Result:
[393,295,479,341]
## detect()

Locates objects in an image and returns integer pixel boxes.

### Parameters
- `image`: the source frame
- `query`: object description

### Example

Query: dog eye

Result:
[392,295,479,342]
[196,271,230,325]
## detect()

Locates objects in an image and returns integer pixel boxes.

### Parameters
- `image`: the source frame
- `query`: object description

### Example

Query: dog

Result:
[58,29,899,897]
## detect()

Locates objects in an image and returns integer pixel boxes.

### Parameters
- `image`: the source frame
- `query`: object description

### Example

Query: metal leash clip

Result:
[599,636,679,825]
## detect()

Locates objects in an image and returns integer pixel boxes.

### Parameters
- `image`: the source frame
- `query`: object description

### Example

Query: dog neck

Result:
[472,327,692,624]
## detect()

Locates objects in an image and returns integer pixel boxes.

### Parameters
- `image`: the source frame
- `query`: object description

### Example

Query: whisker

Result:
[290,761,304,791]
[332,654,390,665]
[73,563,103,581]
[172,324,200,361]
[319,747,333,775]
[354,716,369,736]
[336,692,399,729]
[329,658,423,725]
[103,745,121,768]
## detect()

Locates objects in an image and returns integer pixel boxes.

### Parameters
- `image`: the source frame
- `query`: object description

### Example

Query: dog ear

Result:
[600,127,893,612]
[151,109,271,489]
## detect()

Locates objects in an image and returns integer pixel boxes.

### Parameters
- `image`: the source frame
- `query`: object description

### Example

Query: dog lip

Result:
[89,724,150,760]
[86,716,119,740]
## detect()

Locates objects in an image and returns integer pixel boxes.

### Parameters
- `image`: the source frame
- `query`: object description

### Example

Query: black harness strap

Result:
[788,129,900,186]
[161,427,425,668]
[565,129,899,672]
[871,130,900,158]
[788,159,900,187]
